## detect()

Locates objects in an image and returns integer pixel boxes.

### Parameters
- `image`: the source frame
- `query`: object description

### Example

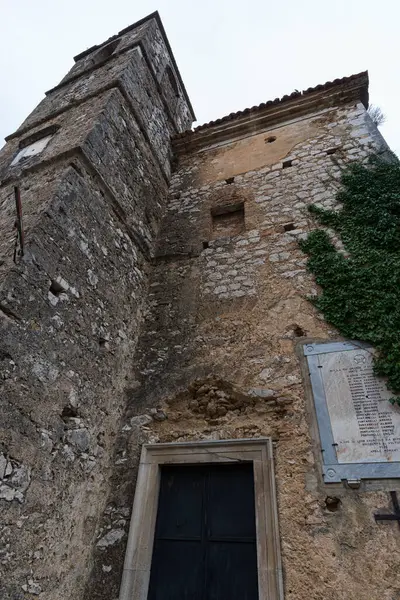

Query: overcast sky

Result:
[0,0,398,152]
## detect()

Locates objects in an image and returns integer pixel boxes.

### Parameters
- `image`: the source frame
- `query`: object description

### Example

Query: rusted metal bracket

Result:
[13,186,24,263]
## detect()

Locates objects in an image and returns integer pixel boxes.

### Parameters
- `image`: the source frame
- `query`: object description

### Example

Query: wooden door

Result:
[148,463,259,600]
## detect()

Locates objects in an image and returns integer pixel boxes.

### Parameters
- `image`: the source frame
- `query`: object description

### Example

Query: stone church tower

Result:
[0,11,399,600]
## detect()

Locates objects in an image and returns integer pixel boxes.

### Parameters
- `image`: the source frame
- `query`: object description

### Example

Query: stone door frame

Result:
[119,437,283,600]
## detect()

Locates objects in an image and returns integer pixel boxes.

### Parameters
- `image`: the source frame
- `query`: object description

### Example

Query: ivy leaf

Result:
[301,152,400,405]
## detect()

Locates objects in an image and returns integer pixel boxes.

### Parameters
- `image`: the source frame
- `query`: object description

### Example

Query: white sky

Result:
[0,0,398,152]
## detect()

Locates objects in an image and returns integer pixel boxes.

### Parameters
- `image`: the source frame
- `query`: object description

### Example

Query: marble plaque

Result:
[320,348,400,464]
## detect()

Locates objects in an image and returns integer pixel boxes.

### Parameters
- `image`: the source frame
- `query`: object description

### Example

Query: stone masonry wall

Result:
[9,19,192,178]
[1,17,398,600]
[0,151,166,600]
[91,101,400,600]
[0,15,193,600]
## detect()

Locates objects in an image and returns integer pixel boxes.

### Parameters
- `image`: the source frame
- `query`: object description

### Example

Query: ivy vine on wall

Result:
[300,153,400,405]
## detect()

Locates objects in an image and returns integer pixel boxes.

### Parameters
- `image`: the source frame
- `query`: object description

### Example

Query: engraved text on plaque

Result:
[320,348,400,463]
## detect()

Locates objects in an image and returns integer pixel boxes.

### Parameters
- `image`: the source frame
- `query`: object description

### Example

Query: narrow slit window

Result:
[166,65,180,97]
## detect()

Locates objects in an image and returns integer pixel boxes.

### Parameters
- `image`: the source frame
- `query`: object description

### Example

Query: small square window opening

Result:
[211,203,245,238]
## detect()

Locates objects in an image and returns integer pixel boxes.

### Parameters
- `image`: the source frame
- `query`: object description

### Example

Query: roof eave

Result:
[174,71,368,155]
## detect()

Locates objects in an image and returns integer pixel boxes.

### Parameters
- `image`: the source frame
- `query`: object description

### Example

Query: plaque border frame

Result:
[304,341,400,483]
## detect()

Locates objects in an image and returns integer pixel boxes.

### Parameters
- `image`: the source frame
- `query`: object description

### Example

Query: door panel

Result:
[156,467,204,540]
[207,541,259,600]
[207,464,257,540]
[147,463,259,600]
[148,539,203,600]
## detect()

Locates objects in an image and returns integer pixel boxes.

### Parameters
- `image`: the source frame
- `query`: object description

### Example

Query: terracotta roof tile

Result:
[175,71,368,139]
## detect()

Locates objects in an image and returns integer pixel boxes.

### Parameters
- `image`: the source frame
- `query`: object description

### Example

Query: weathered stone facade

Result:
[0,13,193,600]
[0,11,399,600]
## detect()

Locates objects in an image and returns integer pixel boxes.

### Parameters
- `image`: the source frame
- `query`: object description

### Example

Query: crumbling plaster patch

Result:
[192,110,341,184]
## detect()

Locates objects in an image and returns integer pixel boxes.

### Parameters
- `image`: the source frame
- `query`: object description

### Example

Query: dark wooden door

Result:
[148,463,259,600]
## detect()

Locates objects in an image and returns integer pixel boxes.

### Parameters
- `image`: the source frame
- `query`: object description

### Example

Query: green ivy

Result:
[299,153,400,405]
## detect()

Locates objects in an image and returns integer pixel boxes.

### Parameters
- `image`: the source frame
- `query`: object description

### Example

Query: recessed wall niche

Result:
[211,202,245,238]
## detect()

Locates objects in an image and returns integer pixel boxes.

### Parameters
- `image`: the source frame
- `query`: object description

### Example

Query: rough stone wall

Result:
[9,19,192,178]
[0,16,193,600]
[0,165,156,599]
[92,102,400,600]
[1,17,398,600]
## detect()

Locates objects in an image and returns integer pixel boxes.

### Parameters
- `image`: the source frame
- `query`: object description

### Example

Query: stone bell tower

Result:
[0,12,194,600]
